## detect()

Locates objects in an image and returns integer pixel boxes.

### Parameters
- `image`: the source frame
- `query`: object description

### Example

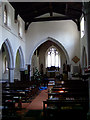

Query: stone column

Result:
[83,3,90,119]
[84,2,90,66]
[82,66,85,75]
[9,68,14,83]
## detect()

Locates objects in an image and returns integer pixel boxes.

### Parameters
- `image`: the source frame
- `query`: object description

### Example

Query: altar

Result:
[46,66,60,78]
[47,71,60,78]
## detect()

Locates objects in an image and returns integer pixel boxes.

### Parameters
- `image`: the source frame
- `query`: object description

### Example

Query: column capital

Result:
[20,68,25,71]
[8,67,15,70]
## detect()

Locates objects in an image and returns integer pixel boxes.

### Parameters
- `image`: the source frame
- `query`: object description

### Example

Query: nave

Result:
[2,76,89,120]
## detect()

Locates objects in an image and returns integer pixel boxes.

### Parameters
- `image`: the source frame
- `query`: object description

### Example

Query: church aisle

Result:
[21,89,48,120]
[26,89,48,110]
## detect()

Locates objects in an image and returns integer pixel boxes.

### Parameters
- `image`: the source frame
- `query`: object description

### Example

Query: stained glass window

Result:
[47,47,61,68]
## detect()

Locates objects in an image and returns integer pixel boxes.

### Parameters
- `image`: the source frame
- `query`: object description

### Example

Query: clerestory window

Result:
[18,16,23,38]
[4,5,7,25]
[81,17,85,38]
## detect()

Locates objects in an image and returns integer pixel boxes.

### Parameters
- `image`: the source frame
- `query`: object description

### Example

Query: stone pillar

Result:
[84,2,90,66]
[9,68,14,83]
[83,3,90,119]
[82,66,85,75]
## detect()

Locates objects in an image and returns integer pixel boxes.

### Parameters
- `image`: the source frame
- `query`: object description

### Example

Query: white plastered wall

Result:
[0,2,26,69]
[26,20,80,70]
[79,14,88,70]
[0,1,81,80]
[0,1,26,82]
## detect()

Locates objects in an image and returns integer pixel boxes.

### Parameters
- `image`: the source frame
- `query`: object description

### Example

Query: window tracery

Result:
[47,47,61,68]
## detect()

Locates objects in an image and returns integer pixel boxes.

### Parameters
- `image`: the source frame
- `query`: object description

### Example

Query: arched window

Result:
[18,17,22,37]
[46,47,61,68]
[81,17,84,38]
[4,5,7,24]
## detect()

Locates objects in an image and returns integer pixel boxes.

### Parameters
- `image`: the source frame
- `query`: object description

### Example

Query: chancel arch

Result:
[30,37,70,65]
[30,37,70,77]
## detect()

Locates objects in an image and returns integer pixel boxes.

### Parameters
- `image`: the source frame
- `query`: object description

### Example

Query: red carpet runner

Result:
[26,90,48,110]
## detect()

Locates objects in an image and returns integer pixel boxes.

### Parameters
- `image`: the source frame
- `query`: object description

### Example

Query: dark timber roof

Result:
[9,2,83,30]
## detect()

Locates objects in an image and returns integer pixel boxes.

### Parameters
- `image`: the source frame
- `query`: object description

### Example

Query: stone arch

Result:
[29,37,70,78]
[14,46,25,81]
[30,37,70,65]
[1,39,14,82]
[46,45,59,53]
[3,39,14,68]
[17,46,24,69]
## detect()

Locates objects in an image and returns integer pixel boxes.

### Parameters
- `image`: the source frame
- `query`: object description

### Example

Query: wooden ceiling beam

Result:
[49,2,53,17]
[18,3,49,14]
[25,16,71,30]
[21,6,49,18]
[25,15,81,31]
[10,2,82,31]
[32,16,78,22]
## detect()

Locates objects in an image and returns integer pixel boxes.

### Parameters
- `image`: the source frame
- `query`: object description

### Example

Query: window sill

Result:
[81,35,85,39]
[18,34,22,39]
[4,23,11,31]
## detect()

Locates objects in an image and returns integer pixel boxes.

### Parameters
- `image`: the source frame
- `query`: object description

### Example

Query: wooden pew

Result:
[43,79,89,120]
[2,80,40,116]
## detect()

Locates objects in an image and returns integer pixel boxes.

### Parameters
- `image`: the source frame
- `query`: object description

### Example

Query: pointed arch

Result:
[1,39,14,82]
[2,39,14,69]
[30,37,70,65]
[14,46,24,81]
[46,45,59,53]
[17,46,25,69]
